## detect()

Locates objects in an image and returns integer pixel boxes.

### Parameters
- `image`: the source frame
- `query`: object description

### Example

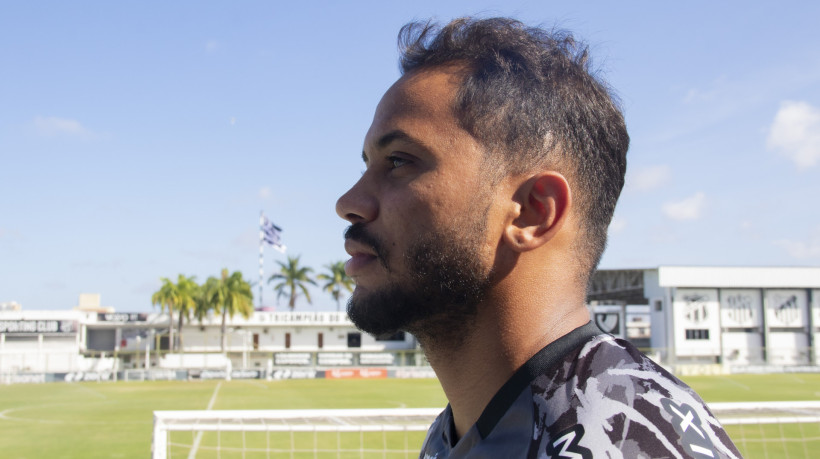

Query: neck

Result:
[417,294,590,440]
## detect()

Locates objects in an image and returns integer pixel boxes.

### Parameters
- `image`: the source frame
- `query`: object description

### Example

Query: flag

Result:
[261,217,286,252]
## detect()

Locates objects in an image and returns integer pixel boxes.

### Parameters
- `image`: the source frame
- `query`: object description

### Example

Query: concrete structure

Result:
[5,267,820,379]
[0,305,420,375]
[590,266,820,367]
[0,309,117,374]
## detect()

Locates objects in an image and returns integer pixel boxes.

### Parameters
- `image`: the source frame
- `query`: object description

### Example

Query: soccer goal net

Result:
[152,402,820,458]
[152,408,441,459]
[709,401,820,458]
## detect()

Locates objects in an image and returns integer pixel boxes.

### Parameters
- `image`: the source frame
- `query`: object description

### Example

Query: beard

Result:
[344,210,492,346]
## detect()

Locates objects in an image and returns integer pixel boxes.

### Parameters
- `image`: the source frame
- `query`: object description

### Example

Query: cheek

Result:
[381,188,437,231]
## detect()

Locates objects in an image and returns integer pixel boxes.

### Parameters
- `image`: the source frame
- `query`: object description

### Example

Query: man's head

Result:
[336,17,628,338]
[399,17,628,276]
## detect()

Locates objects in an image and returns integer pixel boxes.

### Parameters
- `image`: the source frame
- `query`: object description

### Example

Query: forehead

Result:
[364,67,478,155]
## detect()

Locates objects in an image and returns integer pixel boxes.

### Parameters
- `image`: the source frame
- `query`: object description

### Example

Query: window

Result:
[375,331,406,342]
[685,329,710,340]
[347,332,361,348]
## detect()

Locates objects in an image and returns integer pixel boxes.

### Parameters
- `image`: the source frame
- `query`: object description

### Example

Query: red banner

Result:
[324,368,388,379]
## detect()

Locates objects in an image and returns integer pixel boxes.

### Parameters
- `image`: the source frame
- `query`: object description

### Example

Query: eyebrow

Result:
[362,129,425,164]
[376,130,415,149]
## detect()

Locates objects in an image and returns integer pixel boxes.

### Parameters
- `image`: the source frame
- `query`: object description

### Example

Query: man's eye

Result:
[388,156,409,169]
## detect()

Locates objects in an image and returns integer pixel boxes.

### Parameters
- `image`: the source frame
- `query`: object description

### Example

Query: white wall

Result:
[767,332,810,365]
[721,332,763,364]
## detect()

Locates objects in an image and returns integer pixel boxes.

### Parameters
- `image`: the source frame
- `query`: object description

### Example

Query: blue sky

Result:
[2,1,819,313]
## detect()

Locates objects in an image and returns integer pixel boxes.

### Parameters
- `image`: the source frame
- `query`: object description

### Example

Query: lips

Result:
[343,239,379,277]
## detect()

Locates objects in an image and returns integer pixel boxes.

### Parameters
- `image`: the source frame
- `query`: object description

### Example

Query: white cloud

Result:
[258,186,272,200]
[774,226,820,259]
[629,165,671,192]
[662,192,706,221]
[766,100,820,169]
[230,117,236,126]
[32,116,92,137]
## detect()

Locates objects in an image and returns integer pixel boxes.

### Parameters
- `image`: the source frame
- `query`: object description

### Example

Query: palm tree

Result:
[151,278,177,352]
[268,255,316,310]
[173,275,199,352]
[201,268,254,352]
[151,275,198,352]
[317,261,354,311]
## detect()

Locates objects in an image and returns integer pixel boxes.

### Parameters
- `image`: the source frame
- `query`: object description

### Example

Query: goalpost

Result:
[152,408,441,459]
[152,402,820,458]
[711,401,820,458]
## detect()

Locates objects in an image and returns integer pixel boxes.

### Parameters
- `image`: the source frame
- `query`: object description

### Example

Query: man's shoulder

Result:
[528,335,741,458]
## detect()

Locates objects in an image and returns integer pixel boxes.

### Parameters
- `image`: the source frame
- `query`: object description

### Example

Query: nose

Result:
[336,177,378,224]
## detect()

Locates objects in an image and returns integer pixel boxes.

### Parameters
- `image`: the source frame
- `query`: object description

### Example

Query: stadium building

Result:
[2,265,819,383]
[589,266,820,369]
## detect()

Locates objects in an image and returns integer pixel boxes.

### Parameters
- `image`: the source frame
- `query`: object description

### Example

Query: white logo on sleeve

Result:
[546,425,592,459]
[661,398,718,457]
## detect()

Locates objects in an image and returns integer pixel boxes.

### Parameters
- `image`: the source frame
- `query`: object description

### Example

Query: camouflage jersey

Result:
[419,322,741,458]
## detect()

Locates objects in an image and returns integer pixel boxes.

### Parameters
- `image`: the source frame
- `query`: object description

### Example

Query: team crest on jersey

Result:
[546,425,592,459]
[661,398,718,457]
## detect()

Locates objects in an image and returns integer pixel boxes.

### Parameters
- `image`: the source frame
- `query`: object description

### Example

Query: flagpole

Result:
[259,210,264,308]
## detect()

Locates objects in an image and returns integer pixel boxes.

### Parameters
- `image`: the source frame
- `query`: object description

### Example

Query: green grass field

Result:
[1,374,818,458]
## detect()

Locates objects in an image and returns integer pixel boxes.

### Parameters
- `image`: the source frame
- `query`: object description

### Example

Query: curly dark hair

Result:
[398,17,629,280]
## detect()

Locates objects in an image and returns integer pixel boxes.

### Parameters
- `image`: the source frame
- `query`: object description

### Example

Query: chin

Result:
[346,289,410,336]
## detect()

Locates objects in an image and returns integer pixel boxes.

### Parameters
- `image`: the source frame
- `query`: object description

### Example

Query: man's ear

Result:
[503,172,571,253]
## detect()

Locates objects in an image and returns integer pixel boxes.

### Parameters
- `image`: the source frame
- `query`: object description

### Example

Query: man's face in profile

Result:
[336,67,497,338]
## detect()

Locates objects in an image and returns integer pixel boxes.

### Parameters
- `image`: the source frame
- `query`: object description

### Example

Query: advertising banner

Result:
[274,353,312,366]
[57,371,115,382]
[0,320,77,334]
[318,352,354,366]
[195,370,229,380]
[5,373,48,384]
[270,369,319,380]
[97,313,148,322]
[391,368,437,379]
[324,368,387,379]
[359,353,396,366]
[231,370,262,380]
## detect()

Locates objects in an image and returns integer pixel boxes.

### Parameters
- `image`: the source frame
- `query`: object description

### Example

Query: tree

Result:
[201,268,254,352]
[268,255,316,310]
[151,274,198,352]
[172,275,199,352]
[151,278,177,352]
[317,261,354,311]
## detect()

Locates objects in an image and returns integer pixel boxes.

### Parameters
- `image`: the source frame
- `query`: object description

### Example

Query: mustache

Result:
[344,223,389,270]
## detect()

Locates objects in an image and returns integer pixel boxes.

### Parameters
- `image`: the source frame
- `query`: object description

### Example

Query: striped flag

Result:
[261,217,286,252]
